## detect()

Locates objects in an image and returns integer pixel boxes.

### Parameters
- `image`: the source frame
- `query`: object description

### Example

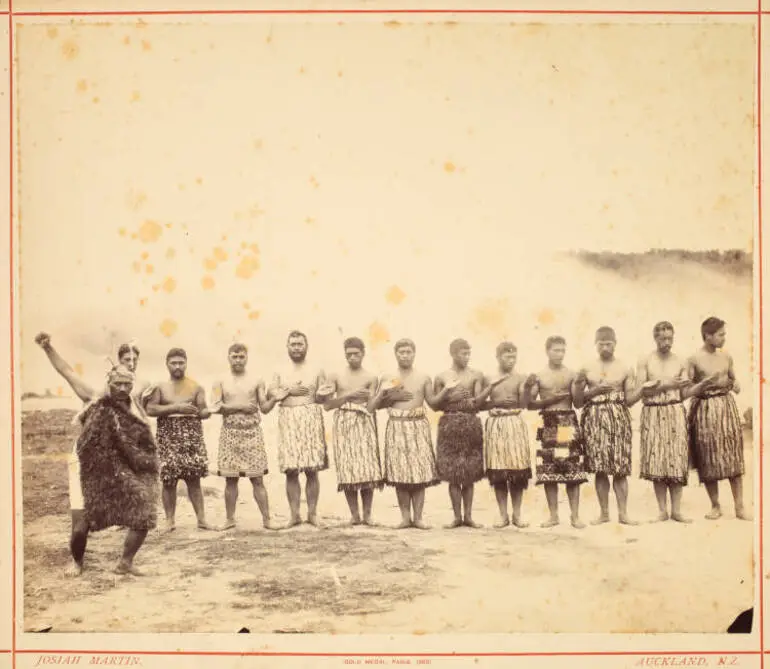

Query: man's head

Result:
[653,321,675,354]
[496,341,517,373]
[344,337,366,370]
[117,343,140,373]
[449,338,471,369]
[228,343,248,374]
[107,364,135,401]
[701,317,726,349]
[394,338,416,370]
[287,330,308,362]
[545,336,566,365]
[595,326,617,361]
[166,348,187,380]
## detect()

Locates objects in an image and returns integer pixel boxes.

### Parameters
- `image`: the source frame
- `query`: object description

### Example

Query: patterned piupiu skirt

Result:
[639,389,689,485]
[581,391,633,477]
[535,410,588,485]
[333,403,384,492]
[216,413,269,478]
[688,389,745,483]
[156,415,209,486]
[484,409,532,486]
[383,407,440,490]
[277,403,329,474]
[436,401,484,486]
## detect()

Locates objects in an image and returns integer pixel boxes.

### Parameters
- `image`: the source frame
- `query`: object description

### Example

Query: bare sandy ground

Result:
[22,408,755,635]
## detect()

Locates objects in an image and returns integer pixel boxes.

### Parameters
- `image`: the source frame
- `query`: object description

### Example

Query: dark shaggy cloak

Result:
[76,396,160,531]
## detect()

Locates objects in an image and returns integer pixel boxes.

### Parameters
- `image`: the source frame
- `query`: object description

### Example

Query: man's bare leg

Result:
[361,488,376,525]
[306,471,321,526]
[114,529,149,575]
[223,478,239,529]
[445,483,463,528]
[411,489,430,529]
[670,483,691,523]
[592,473,611,524]
[566,483,585,529]
[395,487,412,528]
[66,510,89,576]
[186,478,217,530]
[492,482,510,528]
[541,482,559,528]
[652,481,669,521]
[161,481,178,533]
[510,483,529,528]
[704,481,722,520]
[613,476,638,525]
[462,484,482,528]
[729,476,751,520]
[250,477,277,529]
[343,490,361,524]
[284,472,302,527]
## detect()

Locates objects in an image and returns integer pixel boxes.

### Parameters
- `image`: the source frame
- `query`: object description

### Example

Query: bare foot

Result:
[221,521,236,531]
[736,509,753,521]
[307,516,325,529]
[395,520,412,529]
[671,513,692,524]
[653,512,669,522]
[444,519,463,529]
[197,521,219,531]
[591,515,611,526]
[283,517,302,530]
[512,519,530,529]
[412,520,431,530]
[571,518,586,529]
[362,518,379,527]
[705,508,723,520]
[162,522,176,534]
[463,519,483,529]
[618,516,639,526]
[114,562,145,576]
[541,518,560,528]
[262,521,280,531]
[64,562,83,577]
[493,518,510,529]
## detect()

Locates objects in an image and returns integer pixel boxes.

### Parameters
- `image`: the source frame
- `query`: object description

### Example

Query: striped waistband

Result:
[643,399,683,407]
[488,409,523,417]
[388,408,428,421]
[698,390,730,399]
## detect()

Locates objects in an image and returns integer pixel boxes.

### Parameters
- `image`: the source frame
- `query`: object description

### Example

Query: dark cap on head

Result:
[701,317,725,340]
[344,337,365,352]
[449,338,471,355]
[166,347,187,361]
[496,341,517,357]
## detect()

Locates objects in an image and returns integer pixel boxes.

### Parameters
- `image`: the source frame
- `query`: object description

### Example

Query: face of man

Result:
[452,347,471,369]
[167,356,187,380]
[654,329,674,354]
[596,339,616,361]
[547,343,566,365]
[707,327,727,349]
[119,350,139,373]
[229,349,248,374]
[498,350,517,373]
[395,346,415,370]
[288,336,308,362]
[345,347,364,370]
[109,379,134,401]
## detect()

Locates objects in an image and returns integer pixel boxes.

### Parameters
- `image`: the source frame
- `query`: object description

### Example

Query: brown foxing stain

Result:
[337,71,343,78]
[537,309,556,326]
[139,298,147,307]
[178,184,186,191]
[196,177,203,185]
[201,275,215,290]
[384,20,402,28]
[249,243,260,255]
[166,248,176,259]
[165,223,173,229]
[367,321,390,349]
[130,91,141,103]
[248,311,261,321]
[235,254,260,279]
[203,257,218,271]
[140,251,149,260]
[142,40,152,51]
[470,299,509,336]
[385,285,406,306]
[162,276,177,293]
[123,36,131,46]
[61,40,80,60]
[56,386,64,397]
[309,176,320,189]
[523,23,547,35]
[76,79,88,93]
[298,66,306,75]
[243,302,250,309]
[138,219,163,242]
[92,97,100,105]
[240,242,248,250]
[106,287,113,294]
[304,217,316,226]
[152,284,160,292]
[132,261,142,273]
[145,264,154,275]
[73,363,84,376]
[444,161,456,173]
[159,319,178,338]
[253,139,263,150]
[213,247,228,262]
[444,21,458,27]
[47,27,59,40]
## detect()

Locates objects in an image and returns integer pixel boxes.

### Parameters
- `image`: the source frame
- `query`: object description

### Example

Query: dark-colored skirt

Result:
[156,415,210,485]
[436,411,484,485]
[535,410,588,485]
[689,391,745,483]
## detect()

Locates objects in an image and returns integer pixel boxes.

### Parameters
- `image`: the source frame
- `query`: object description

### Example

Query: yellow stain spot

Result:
[159,319,178,338]
[266,35,273,44]
[248,311,261,321]
[178,184,186,191]
[132,261,142,273]
[385,285,406,306]
[139,298,147,307]
[166,247,176,259]
[235,254,260,279]
[106,287,112,294]
[145,264,154,275]
[195,177,203,185]
[201,275,215,290]
[309,175,320,188]
[118,228,127,237]
[138,219,163,243]
[122,36,131,46]
[140,251,149,260]
[310,269,318,277]
[243,302,250,309]
[165,223,173,229]
[130,233,138,240]
[61,40,79,60]
[299,66,306,74]
[240,241,248,250]
[249,243,260,255]
[213,246,228,262]
[337,70,343,78]
[152,284,160,292]
[141,40,152,51]
[253,139,263,150]
[367,321,390,349]
[305,216,316,225]
[130,91,141,103]
[56,386,64,397]
[92,97,100,104]
[162,276,177,293]
[47,27,59,39]
[73,363,83,376]
[203,257,218,271]
[384,20,402,28]
[469,299,509,337]
[444,161,456,173]
[537,308,556,326]
[76,79,88,93]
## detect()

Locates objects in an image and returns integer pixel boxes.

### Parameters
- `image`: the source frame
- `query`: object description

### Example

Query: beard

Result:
[289,351,307,363]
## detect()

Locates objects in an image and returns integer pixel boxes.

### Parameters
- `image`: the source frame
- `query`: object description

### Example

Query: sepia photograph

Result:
[14,9,758,642]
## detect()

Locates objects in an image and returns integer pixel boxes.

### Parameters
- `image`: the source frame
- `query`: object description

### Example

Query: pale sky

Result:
[16,19,756,391]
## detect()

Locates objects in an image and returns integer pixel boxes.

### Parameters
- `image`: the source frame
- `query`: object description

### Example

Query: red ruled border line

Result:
[10,651,766,657]
[9,0,16,665]
[758,0,765,664]
[6,8,764,15]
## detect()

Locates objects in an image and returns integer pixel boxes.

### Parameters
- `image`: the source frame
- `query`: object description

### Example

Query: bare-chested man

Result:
[368,338,445,529]
[528,336,587,529]
[434,339,503,529]
[686,317,750,521]
[145,348,217,532]
[482,342,536,529]
[323,337,383,526]
[34,332,150,576]
[574,327,638,526]
[211,343,283,531]
[273,330,329,528]
[627,321,691,522]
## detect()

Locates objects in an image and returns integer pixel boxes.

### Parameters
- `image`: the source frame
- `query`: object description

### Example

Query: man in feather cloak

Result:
[76,363,160,575]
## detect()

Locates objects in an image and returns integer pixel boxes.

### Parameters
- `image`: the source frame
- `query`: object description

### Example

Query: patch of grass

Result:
[22,457,69,521]
[22,409,79,457]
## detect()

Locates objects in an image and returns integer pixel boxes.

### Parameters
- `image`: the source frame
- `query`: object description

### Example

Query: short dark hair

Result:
[595,326,616,342]
[166,347,187,362]
[287,330,308,345]
[449,338,471,355]
[394,338,415,353]
[701,317,725,340]
[653,321,674,337]
[118,343,140,360]
[228,343,248,355]
[545,336,566,350]
[344,337,365,352]
[496,341,517,357]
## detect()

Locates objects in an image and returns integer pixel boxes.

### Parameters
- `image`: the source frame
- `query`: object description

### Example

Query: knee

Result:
[163,481,177,492]
[306,472,318,484]
[250,477,265,489]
